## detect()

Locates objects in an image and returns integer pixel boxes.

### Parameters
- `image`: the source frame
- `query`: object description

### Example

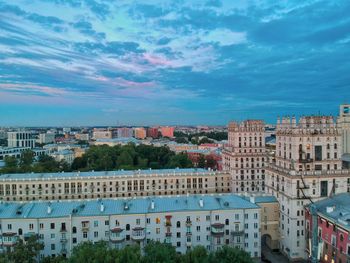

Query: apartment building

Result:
[265,115,350,261]
[0,194,263,259]
[223,120,266,193]
[38,133,55,144]
[7,131,36,148]
[0,168,231,201]
[305,193,350,263]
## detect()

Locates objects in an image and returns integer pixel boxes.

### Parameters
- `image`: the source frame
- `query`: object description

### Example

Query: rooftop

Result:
[310,193,350,231]
[0,194,260,219]
[0,168,221,181]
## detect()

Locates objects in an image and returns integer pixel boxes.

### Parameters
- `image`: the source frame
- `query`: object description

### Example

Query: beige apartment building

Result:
[223,120,266,193]
[0,168,231,201]
[265,114,350,261]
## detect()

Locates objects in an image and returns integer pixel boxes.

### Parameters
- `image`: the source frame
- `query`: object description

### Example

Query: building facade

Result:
[92,130,112,140]
[265,115,350,261]
[38,133,55,144]
[7,131,36,148]
[305,193,350,263]
[134,128,147,139]
[0,194,263,259]
[147,127,159,138]
[223,120,266,193]
[0,168,231,201]
[160,127,175,138]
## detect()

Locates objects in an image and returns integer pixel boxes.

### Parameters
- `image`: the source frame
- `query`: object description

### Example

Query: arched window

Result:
[18,228,23,235]
[72,227,77,234]
[126,224,130,231]
[225,219,229,225]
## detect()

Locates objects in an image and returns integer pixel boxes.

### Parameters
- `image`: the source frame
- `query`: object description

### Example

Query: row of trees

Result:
[174,131,227,145]
[1,150,69,174]
[71,144,193,171]
[0,144,194,174]
[0,237,254,263]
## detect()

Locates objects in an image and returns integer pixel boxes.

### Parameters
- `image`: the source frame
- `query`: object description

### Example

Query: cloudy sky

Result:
[0,0,349,126]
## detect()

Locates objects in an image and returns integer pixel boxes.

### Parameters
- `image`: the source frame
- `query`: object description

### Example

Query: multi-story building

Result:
[117,127,133,138]
[7,131,36,148]
[134,128,147,139]
[75,133,89,141]
[147,127,159,138]
[305,193,350,263]
[0,147,47,160]
[0,168,231,201]
[0,194,264,259]
[38,133,55,144]
[0,130,7,140]
[160,126,175,138]
[50,150,75,165]
[338,104,350,155]
[92,129,112,140]
[223,120,266,193]
[265,115,350,261]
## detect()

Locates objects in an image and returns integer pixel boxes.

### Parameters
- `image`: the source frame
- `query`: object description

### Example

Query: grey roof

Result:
[0,168,220,181]
[0,194,259,219]
[310,193,350,231]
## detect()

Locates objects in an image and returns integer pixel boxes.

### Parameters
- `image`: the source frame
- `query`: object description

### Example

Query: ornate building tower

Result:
[265,115,350,261]
[223,120,266,193]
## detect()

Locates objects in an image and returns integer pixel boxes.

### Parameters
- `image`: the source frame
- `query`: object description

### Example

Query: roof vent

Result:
[327,206,335,213]
[250,196,255,204]
[100,203,105,212]
[199,198,204,208]
[151,200,155,210]
[124,202,129,210]
[47,205,52,214]
[224,201,229,207]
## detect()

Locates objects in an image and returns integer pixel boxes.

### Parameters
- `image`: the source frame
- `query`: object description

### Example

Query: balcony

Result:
[165,222,172,227]
[165,232,172,237]
[186,231,192,236]
[60,237,67,243]
[81,221,89,231]
[299,158,313,163]
[131,227,145,241]
[231,230,245,236]
[60,227,67,232]
[1,233,18,246]
[110,228,125,243]
[186,220,192,226]
[211,223,225,236]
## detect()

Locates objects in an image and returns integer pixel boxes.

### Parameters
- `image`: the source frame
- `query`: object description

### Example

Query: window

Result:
[8,224,12,230]
[115,220,120,226]
[156,218,161,224]
[225,219,229,225]
[156,228,160,234]
[176,221,181,228]
[105,220,109,226]
[146,218,150,224]
[29,223,34,230]
[50,223,55,230]
[215,215,219,221]
[136,219,141,225]
[72,237,77,244]
[126,224,130,231]
[39,223,44,229]
[94,231,98,238]
[83,232,87,238]
[94,221,98,227]
[72,227,77,234]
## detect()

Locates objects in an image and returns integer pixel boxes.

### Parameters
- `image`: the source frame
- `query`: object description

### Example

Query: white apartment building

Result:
[223,120,266,193]
[265,114,350,261]
[0,194,262,259]
[7,131,36,148]
[50,150,75,165]
[0,168,231,201]
[92,130,112,140]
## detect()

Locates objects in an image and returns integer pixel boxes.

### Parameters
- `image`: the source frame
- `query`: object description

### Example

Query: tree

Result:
[114,245,141,263]
[168,153,193,168]
[1,235,44,263]
[175,137,188,144]
[182,246,209,263]
[19,149,35,172]
[142,241,179,263]
[68,241,114,263]
[2,156,18,173]
[205,156,217,170]
[208,246,254,263]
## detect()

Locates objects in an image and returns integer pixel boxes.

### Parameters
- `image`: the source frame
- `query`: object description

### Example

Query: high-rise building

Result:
[38,132,55,144]
[7,131,36,148]
[337,104,350,154]
[160,126,175,138]
[92,129,112,140]
[265,115,350,261]
[147,127,159,138]
[223,120,266,193]
[134,127,146,139]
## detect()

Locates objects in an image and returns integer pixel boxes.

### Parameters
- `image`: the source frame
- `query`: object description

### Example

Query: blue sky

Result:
[0,0,349,126]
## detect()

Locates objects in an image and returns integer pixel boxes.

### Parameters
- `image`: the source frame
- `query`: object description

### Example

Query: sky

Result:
[0,0,350,126]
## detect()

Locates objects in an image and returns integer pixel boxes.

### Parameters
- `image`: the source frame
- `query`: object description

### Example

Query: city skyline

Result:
[1,0,350,126]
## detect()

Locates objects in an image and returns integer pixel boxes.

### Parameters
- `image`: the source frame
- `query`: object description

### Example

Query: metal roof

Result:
[0,194,260,219]
[0,168,220,181]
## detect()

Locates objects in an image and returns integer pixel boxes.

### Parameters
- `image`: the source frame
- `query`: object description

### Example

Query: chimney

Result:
[151,200,155,210]
[250,196,255,204]
[199,198,204,208]
[100,203,105,212]
[47,205,52,214]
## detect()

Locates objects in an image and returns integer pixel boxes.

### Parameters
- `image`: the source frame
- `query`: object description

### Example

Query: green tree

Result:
[117,151,134,169]
[114,245,141,263]
[182,246,209,263]
[4,235,44,263]
[2,155,18,173]
[168,153,193,168]
[68,241,114,263]
[142,241,179,263]
[19,149,35,172]
[208,246,254,263]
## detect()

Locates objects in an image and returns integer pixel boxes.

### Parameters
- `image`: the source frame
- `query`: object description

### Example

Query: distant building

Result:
[93,138,139,146]
[305,193,350,263]
[0,147,47,160]
[7,131,36,148]
[134,127,146,139]
[92,129,112,140]
[223,120,266,193]
[117,127,133,138]
[50,150,75,164]
[338,104,350,155]
[38,133,55,144]
[160,126,175,138]
[75,133,89,141]
[147,127,159,138]
[0,130,7,140]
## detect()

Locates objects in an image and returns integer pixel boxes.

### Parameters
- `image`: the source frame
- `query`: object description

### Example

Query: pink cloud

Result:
[88,75,155,88]
[143,53,172,66]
